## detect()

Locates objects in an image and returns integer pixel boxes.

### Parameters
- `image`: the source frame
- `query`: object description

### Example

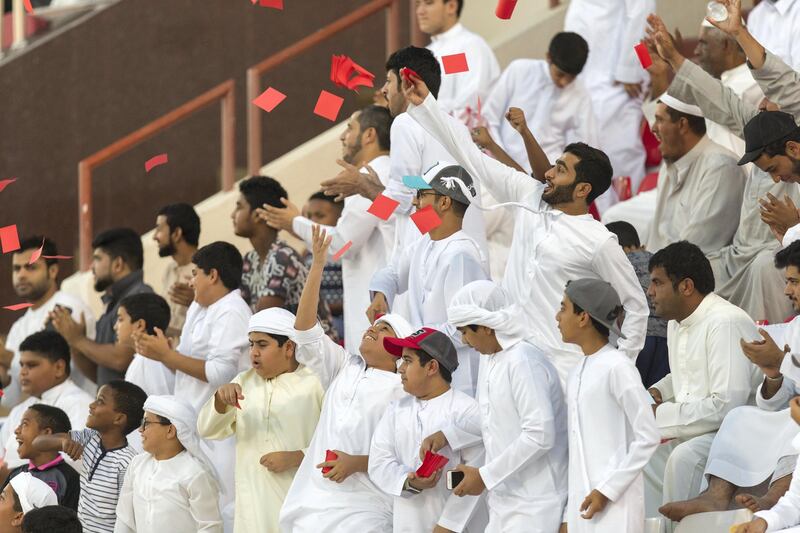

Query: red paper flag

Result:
[367,194,400,221]
[22,0,33,13]
[252,87,287,113]
[42,255,73,260]
[314,90,345,122]
[0,178,16,193]
[411,206,442,234]
[0,225,20,254]
[3,302,33,311]
[258,0,284,8]
[28,238,45,265]
[332,241,353,261]
[322,449,338,474]
[330,55,375,92]
[495,0,518,19]
[634,42,653,69]
[145,154,169,173]
[442,53,469,74]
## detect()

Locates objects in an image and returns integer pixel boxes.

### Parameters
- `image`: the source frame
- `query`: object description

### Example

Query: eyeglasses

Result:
[140,418,171,430]
[415,190,439,200]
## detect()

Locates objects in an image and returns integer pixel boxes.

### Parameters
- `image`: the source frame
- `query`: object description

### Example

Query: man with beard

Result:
[152,203,200,341]
[4,237,96,406]
[50,228,152,386]
[402,74,648,387]
[258,105,394,354]
[645,94,746,254]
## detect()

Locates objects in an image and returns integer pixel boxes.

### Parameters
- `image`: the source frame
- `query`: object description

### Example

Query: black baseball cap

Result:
[738,111,800,166]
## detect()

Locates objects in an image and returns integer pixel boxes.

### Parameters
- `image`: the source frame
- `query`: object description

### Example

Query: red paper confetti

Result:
[495,0,518,19]
[252,87,287,113]
[411,206,443,234]
[42,255,73,260]
[313,90,345,122]
[23,0,33,14]
[0,225,20,254]
[3,303,33,311]
[442,53,469,74]
[330,55,375,92]
[366,194,400,221]
[258,0,284,8]
[0,178,16,193]
[28,238,45,265]
[634,42,653,69]
[332,241,353,261]
[144,154,169,173]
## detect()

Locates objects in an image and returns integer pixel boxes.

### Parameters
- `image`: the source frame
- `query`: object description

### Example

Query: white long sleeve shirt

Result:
[407,94,649,385]
[747,0,800,70]
[652,293,761,441]
[174,289,251,412]
[370,231,489,395]
[369,389,484,532]
[427,23,500,119]
[646,135,746,254]
[114,451,222,533]
[124,353,175,397]
[447,340,568,532]
[484,59,598,171]
[758,318,800,412]
[754,432,800,530]
[566,345,660,532]
[293,155,394,354]
[278,324,403,533]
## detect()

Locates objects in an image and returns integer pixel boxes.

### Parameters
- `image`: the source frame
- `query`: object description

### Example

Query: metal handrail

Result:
[77,79,236,270]
[246,0,402,175]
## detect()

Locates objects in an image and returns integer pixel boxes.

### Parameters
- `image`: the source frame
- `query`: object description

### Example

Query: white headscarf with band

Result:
[374,313,415,340]
[144,395,222,491]
[9,472,57,514]
[448,280,528,350]
[249,307,298,338]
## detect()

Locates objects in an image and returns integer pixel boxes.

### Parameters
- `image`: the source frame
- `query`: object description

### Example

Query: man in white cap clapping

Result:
[0,472,57,532]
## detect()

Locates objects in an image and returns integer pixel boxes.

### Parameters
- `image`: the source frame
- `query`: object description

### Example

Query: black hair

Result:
[308,191,343,209]
[119,293,171,335]
[548,32,589,75]
[775,240,800,269]
[448,198,469,217]
[192,241,243,291]
[91,228,144,271]
[416,349,452,383]
[104,380,147,435]
[19,331,70,376]
[157,203,201,246]
[563,142,613,204]
[649,241,715,294]
[605,221,641,248]
[238,175,287,211]
[11,489,22,513]
[22,506,82,533]
[27,404,71,434]
[386,46,442,99]
[662,104,708,136]
[16,236,58,268]
[571,301,610,338]
[357,105,393,151]
[763,128,800,158]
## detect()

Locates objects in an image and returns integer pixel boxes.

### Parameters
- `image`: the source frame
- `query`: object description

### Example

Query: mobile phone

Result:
[446,470,464,490]
[44,305,72,332]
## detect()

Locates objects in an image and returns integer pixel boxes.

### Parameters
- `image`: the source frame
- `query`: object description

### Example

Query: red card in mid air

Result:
[0,225,20,254]
[442,53,469,74]
[314,91,345,122]
[367,194,400,221]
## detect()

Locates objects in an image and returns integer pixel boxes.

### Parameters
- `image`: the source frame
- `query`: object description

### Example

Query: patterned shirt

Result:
[627,250,668,338]
[70,428,137,533]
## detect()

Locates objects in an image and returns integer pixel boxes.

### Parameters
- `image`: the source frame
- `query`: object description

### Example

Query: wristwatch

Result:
[402,478,422,495]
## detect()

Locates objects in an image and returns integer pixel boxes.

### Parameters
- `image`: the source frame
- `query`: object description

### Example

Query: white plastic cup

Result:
[707,1,728,22]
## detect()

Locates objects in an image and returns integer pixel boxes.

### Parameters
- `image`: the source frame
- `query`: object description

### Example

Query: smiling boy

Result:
[197,307,323,533]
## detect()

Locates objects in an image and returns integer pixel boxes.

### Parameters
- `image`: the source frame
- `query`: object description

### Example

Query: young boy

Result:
[0,472,57,532]
[369,327,484,532]
[21,505,82,533]
[5,405,79,510]
[556,278,659,532]
[116,395,222,533]
[31,380,146,533]
[605,221,669,387]
[117,293,174,396]
[443,279,568,531]
[0,331,93,473]
[279,226,415,533]
[197,307,324,533]
[368,162,489,396]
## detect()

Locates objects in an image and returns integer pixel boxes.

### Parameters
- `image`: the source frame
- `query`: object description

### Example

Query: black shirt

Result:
[4,456,80,510]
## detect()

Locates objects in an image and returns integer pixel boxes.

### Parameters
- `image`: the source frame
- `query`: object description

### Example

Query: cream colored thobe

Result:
[197,367,323,533]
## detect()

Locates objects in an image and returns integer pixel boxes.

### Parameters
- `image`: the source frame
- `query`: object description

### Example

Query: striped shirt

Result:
[70,428,137,533]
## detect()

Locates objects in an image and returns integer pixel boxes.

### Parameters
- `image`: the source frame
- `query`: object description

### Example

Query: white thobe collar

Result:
[413,387,453,410]
[40,379,74,403]
[201,289,242,313]
[430,22,464,44]
[720,62,752,86]
[676,293,717,329]
[765,0,796,14]
[666,135,712,191]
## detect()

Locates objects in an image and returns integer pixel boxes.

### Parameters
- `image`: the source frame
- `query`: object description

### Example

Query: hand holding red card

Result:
[416,450,449,477]
[322,450,338,474]
[634,42,653,69]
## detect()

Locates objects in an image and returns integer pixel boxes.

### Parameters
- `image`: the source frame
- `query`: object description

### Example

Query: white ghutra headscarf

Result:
[447,280,529,350]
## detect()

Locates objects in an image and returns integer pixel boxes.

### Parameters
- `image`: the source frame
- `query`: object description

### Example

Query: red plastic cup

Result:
[495,0,518,19]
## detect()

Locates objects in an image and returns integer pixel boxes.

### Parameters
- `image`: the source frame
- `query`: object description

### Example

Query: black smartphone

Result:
[44,305,72,332]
